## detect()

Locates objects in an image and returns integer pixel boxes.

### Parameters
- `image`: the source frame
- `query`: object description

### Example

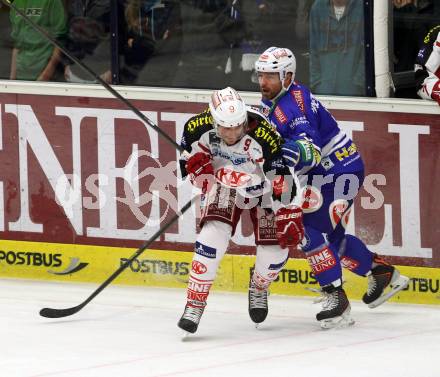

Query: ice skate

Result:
[177,301,205,334]
[363,264,410,309]
[248,279,268,325]
[316,285,354,329]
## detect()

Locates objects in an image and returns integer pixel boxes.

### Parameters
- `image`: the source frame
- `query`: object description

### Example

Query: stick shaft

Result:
[2,0,196,318]
[82,198,195,305]
[39,197,196,318]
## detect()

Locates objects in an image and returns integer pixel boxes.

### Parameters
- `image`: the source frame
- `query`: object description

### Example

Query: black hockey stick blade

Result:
[1,0,195,319]
[40,296,92,318]
[39,198,195,318]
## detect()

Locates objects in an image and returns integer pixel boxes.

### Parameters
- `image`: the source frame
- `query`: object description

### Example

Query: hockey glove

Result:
[275,205,304,249]
[185,152,215,191]
[281,139,321,169]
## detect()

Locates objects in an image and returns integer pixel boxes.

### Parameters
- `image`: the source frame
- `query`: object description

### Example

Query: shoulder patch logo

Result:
[261,106,270,117]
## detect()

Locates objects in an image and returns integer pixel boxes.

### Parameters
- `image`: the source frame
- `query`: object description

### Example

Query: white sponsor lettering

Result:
[368,124,432,258]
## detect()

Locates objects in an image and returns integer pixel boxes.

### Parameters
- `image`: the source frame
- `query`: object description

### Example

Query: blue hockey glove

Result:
[281,140,301,168]
[281,139,321,169]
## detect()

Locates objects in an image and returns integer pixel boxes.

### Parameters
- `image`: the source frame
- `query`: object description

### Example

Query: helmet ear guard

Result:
[208,87,248,129]
[255,47,296,83]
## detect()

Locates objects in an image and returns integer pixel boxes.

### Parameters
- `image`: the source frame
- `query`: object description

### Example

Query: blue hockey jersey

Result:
[260,82,364,176]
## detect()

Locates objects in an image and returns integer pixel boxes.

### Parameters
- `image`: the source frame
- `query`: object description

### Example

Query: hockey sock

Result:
[253,244,289,289]
[339,234,374,276]
[186,220,232,305]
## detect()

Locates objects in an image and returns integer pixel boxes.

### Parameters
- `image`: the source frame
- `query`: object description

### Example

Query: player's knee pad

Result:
[253,244,289,287]
[191,220,232,281]
[339,234,374,276]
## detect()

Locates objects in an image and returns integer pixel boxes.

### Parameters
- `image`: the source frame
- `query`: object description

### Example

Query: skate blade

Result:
[181,330,193,340]
[368,274,410,309]
[320,312,355,330]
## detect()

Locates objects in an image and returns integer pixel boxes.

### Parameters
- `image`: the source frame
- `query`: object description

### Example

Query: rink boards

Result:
[0,239,439,305]
[0,82,440,306]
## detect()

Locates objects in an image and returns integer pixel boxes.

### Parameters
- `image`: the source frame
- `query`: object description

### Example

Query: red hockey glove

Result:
[185,152,215,191]
[275,205,304,249]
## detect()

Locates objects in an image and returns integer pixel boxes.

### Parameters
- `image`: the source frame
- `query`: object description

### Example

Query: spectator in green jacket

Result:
[10,0,67,81]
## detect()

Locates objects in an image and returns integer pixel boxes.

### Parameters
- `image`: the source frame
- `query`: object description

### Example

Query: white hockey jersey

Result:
[180,106,296,202]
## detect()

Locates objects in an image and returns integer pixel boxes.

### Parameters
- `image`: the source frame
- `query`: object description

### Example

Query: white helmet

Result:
[255,47,296,82]
[208,87,247,128]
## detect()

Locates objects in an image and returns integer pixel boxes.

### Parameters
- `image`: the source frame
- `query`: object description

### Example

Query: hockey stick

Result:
[1,0,183,153]
[39,197,196,318]
[1,0,199,317]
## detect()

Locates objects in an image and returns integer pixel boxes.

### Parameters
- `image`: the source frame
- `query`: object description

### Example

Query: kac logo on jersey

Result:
[215,167,251,187]
[192,260,208,274]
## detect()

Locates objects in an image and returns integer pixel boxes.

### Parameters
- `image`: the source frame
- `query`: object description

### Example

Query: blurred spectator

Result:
[62,0,112,83]
[172,0,242,89]
[415,24,440,104]
[9,0,67,81]
[295,0,314,42]
[309,0,365,96]
[121,0,181,86]
[293,0,315,83]
[393,0,434,72]
[392,0,439,97]
[120,0,156,84]
[228,1,299,90]
[394,0,416,8]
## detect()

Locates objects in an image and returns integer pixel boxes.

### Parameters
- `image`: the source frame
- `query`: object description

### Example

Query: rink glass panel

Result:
[392,0,440,99]
[1,1,439,97]
[0,0,371,96]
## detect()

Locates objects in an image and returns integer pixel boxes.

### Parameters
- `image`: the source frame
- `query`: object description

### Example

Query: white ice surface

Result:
[0,279,438,377]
